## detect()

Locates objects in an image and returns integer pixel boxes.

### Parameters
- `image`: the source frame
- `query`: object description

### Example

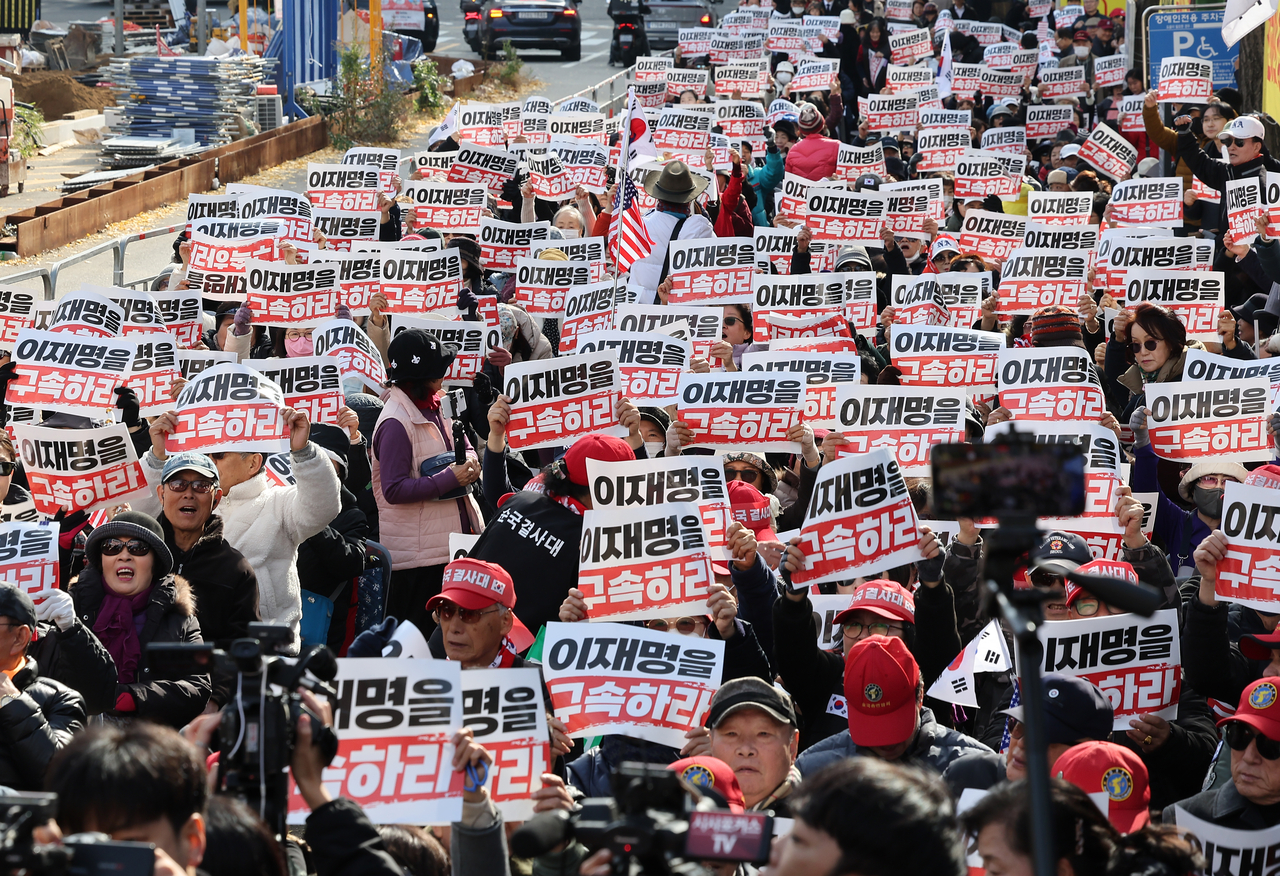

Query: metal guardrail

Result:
[552,49,674,116]
[0,267,52,299]
[2,223,185,301]
[117,224,186,290]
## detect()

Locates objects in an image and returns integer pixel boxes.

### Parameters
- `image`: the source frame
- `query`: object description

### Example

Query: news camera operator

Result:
[69,512,211,727]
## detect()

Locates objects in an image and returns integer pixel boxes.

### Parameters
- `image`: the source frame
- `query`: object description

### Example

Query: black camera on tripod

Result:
[146,623,340,840]
[0,793,154,876]
[510,762,773,876]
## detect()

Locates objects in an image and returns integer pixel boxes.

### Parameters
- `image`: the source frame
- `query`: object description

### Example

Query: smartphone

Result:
[931,440,1086,520]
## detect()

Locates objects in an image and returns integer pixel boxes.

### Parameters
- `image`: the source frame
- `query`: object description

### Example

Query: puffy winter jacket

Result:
[0,657,85,790]
[70,568,211,727]
[29,617,118,717]
[794,707,992,777]
[160,513,259,648]
[785,133,840,182]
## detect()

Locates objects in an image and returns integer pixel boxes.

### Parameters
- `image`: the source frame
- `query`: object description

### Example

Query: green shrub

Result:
[412,57,450,114]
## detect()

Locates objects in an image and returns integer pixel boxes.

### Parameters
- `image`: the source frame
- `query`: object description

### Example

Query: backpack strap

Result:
[658,215,693,284]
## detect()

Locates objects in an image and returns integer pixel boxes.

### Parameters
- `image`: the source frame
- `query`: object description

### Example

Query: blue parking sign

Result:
[1145,7,1239,91]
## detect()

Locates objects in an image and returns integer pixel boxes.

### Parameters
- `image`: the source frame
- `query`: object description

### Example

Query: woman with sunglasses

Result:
[70,512,211,728]
[1104,303,1195,424]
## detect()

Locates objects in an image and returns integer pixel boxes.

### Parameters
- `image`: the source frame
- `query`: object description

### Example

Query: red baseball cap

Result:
[562,435,635,486]
[1053,741,1151,834]
[426,558,516,611]
[727,480,779,543]
[1220,678,1280,740]
[1065,559,1138,606]
[669,756,746,812]
[1246,464,1280,491]
[843,635,920,747]
[833,579,915,625]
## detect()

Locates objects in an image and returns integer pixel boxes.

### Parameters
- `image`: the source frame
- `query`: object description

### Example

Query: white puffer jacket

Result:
[137,444,342,654]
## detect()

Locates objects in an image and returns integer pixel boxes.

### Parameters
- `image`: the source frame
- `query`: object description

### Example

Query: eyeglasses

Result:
[725,467,761,484]
[1197,475,1229,489]
[1071,597,1113,618]
[432,602,504,624]
[1130,338,1161,354]
[0,461,15,476]
[1226,138,1253,148]
[1029,568,1065,588]
[285,329,314,341]
[723,316,744,327]
[164,477,216,494]
[842,621,904,638]
[647,617,705,634]
[100,539,152,558]
[1224,722,1280,760]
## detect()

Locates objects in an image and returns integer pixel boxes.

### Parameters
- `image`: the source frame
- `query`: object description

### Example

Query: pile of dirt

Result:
[10,71,116,121]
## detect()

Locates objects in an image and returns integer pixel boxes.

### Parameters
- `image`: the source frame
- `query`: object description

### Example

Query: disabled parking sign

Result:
[1145,6,1239,91]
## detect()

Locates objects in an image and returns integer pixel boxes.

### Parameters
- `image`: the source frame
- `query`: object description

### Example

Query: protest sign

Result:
[1078,124,1138,180]
[982,125,1027,156]
[1010,48,1039,78]
[889,27,932,64]
[323,253,379,317]
[0,286,35,351]
[955,149,1022,200]
[1109,178,1184,228]
[866,94,918,132]
[177,349,237,381]
[461,668,551,821]
[513,257,591,318]
[615,304,721,361]
[0,498,41,524]
[1173,806,1280,876]
[1027,191,1094,226]
[949,63,983,99]
[1038,66,1087,99]
[835,142,888,183]
[231,184,315,250]
[1215,481,1280,611]
[774,173,812,224]
[389,317,501,388]
[918,109,971,128]
[676,373,805,452]
[935,270,991,328]
[124,336,179,419]
[997,347,1106,421]
[790,59,839,91]
[712,101,766,150]
[654,109,713,153]
[1087,53,1126,89]
[986,420,1124,518]
[305,164,382,212]
[246,357,344,426]
[666,238,755,306]
[1145,378,1273,462]
[887,63,936,92]
[559,280,617,354]
[884,188,932,240]
[1156,57,1213,103]
[577,332,691,406]
[712,63,765,98]
[527,152,574,202]
[751,275,852,343]
[502,350,626,451]
[804,188,888,246]
[340,146,400,189]
[186,192,240,231]
[243,260,340,327]
[577,502,717,622]
[85,286,167,337]
[996,248,1090,316]
[1025,105,1076,140]
[1096,236,1212,297]
[1123,269,1224,342]
[763,311,852,345]
[286,658,465,825]
[151,289,204,349]
[48,289,123,338]
[982,41,1015,69]
[791,447,923,586]
[402,181,487,233]
[891,276,950,326]
[529,237,608,283]
[446,142,518,193]
[187,226,281,300]
[634,56,673,81]
[883,178,945,223]
[165,363,289,456]
[915,127,972,173]
[1118,94,1146,134]
[677,27,716,56]
[312,319,388,393]
[743,351,860,428]
[829,385,965,475]
[458,102,505,146]
[1186,348,1280,407]
[668,69,709,99]
[13,423,150,515]
[0,521,58,596]
[542,621,723,748]
[553,140,610,193]
[980,67,1024,99]
[957,210,1027,263]
[479,218,551,272]
[1021,222,1100,252]
[889,324,1004,388]
[380,250,463,316]
[1226,177,1265,245]
[6,329,134,416]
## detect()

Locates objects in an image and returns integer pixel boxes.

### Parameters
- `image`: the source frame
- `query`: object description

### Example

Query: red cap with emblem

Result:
[1220,677,1280,739]
[668,756,746,812]
[1054,741,1151,834]
[833,579,915,625]
[1064,559,1138,606]
[426,558,517,611]
[843,635,920,747]
[727,480,779,543]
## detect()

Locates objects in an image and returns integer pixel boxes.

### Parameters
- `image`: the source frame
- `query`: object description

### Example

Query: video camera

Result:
[510,762,773,876]
[0,792,154,876]
[146,623,340,840]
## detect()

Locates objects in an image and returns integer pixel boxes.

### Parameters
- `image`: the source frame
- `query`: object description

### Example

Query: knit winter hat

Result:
[1030,304,1085,348]
[797,102,824,135]
[86,511,174,578]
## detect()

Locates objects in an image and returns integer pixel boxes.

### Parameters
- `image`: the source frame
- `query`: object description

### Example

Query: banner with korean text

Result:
[890,324,1004,388]
[0,521,59,596]
[6,329,134,417]
[1146,379,1273,462]
[577,332,690,407]
[830,385,965,475]
[13,423,150,515]
[461,668,551,821]
[503,350,626,451]
[676,373,805,453]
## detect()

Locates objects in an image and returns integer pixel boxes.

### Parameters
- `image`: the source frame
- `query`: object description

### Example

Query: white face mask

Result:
[644,441,665,459]
[1074,45,1090,57]
[558,227,580,239]
[943,194,954,209]
[791,6,805,13]
[776,71,792,85]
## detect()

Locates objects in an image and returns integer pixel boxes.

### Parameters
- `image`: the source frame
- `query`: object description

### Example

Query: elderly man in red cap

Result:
[794,635,990,779]
[426,557,528,670]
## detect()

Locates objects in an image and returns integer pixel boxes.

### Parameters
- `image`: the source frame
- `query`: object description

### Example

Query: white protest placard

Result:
[186,224,282,301]
[890,324,1004,388]
[891,275,950,326]
[955,148,1023,201]
[751,274,853,343]
[1027,191,1094,227]
[889,27,932,64]
[1156,57,1213,103]
[668,68,710,99]
[915,127,972,173]
[829,385,965,475]
[1173,806,1280,874]
[615,304,721,361]
[996,247,1089,316]
[743,350,860,428]
[1146,379,1274,462]
[790,59,839,92]
[1093,54,1128,89]
[0,287,36,352]
[151,289,205,349]
[123,335,179,419]
[1185,348,1280,407]
[1123,269,1224,342]
[306,163,383,212]
[1031,610,1181,730]
[1038,66,1086,99]
[557,280,617,355]
[791,447,923,586]
[553,139,610,193]
[0,521,58,597]
[6,329,135,417]
[502,349,626,451]
[1226,177,1265,246]
[243,259,340,327]
[667,238,756,306]
[49,289,124,338]
[1109,177,1184,228]
[1077,123,1138,180]
[804,188,888,246]
[231,184,315,250]
[458,101,506,146]
[1022,222,1100,252]
[389,317,500,388]
[513,257,592,318]
[461,667,551,821]
[177,349,237,381]
[957,210,1027,264]
[84,286,168,337]
[324,252,379,317]
[887,63,936,93]
[996,347,1106,422]
[1119,93,1147,134]
[982,125,1027,157]
[542,621,724,748]
[1215,481,1280,611]
[13,423,150,516]
[446,142,518,193]
[245,357,344,427]
[676,372,805,453]
[1026,104,1076,140]
[165,362,289,456]
[936,270,992,328]
[478,218,551,272]
[979,66,1024,99]
[577,332,691,407]
[402,180,487,234]
[312,319,387,393]
[866,93,919,132]
[186,192,241,231]
[577,502,718,622]
[286,658,465,825]
[654,108,714,153]
[312,209,381,250]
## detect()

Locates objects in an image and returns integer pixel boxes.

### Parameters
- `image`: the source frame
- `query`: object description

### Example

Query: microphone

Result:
[1064,570,1163,617]
[306,646,340,683]
[509,810,574,858]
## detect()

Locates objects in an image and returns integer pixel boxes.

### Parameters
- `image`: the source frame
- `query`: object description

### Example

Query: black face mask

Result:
[1193,485,1225,519]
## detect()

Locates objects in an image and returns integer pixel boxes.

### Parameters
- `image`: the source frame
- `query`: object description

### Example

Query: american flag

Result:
[608,172,654,274]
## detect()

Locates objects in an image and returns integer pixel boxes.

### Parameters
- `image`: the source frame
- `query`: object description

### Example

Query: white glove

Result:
[33,588,75,632]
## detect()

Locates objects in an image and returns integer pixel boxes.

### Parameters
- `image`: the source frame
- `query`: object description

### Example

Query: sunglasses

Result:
[841,620,904,638]
[1224,722,1280,760]
[1225,138,1253,148]
[432,602,504,624]
[1130,338,1161,354]
[164,478,216,494]
[723,316,744,327]
[647,617,705,634]
[1029,568,1065,588]
[100,539,152,558]
[0,461,14,476]
[725,467,761,484]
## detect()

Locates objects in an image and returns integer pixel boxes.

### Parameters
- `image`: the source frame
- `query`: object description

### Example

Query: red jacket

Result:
[714,168,752,237]
[785,133,840,182]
